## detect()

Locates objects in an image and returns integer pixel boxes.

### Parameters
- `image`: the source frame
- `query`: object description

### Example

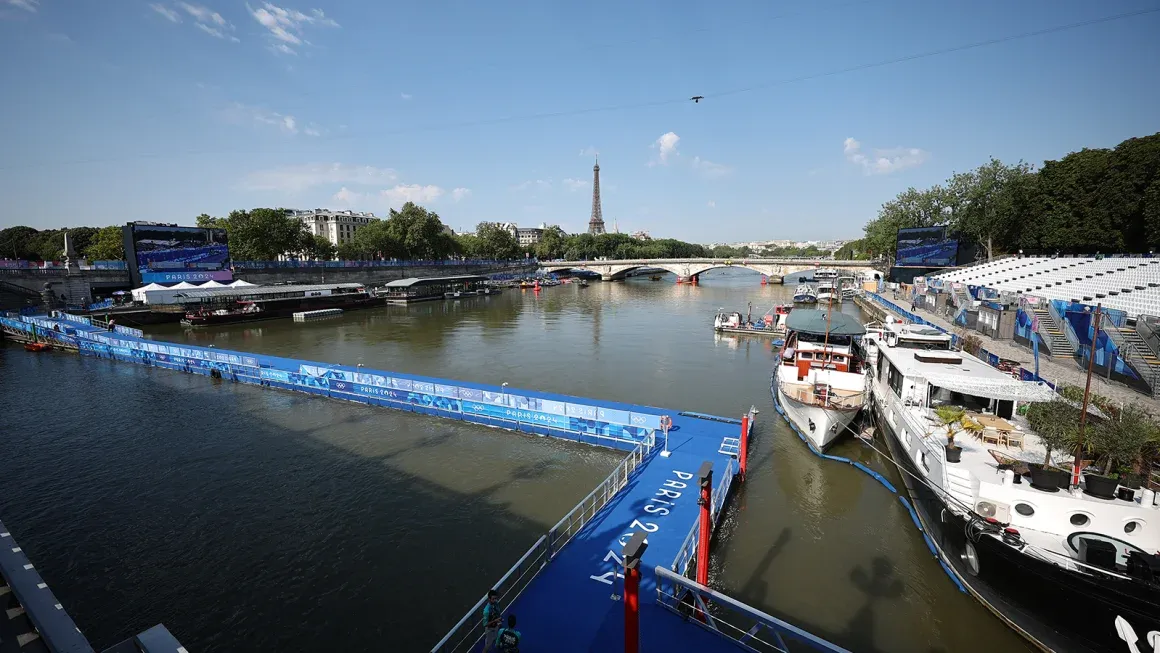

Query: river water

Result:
[0,269,1032,652]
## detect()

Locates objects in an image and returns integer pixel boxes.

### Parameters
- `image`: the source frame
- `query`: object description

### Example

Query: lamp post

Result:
[501,382,509,407]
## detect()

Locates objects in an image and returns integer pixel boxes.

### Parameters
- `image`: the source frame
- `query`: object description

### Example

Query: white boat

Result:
[793,285,817,304]
[816,281,837,303]
[838,276,858,298]
[815,268,838,280]
[772,309,868,450]
[864,320,1160,652]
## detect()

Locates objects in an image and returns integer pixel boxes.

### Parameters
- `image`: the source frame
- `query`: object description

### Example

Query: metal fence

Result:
[233,258,534,269]
[430,437,653,653]
[654,566,852,653]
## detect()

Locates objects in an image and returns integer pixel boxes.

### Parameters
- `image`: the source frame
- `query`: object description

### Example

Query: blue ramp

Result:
[504,415,739,652]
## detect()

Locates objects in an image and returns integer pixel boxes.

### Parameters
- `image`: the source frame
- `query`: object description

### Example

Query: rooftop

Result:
[383,275,488,288]
[175,283,364,300]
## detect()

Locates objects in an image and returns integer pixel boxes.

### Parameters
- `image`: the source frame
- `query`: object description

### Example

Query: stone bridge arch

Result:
[541,259,882,283]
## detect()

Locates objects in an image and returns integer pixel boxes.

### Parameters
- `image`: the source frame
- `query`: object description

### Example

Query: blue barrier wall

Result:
[2,315,660,451]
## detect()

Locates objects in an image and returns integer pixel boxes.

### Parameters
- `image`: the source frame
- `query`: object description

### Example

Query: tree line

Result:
[848,132,1160,262]
[0,225,124,261]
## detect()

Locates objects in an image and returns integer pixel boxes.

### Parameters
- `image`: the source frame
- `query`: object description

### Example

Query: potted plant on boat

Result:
[935,406,966,463]
[1082,405,1158,499]
[1025,399,1080,489]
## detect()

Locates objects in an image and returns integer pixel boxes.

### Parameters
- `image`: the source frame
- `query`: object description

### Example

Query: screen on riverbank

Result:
[895,226,958,267]
[124,224,232,284]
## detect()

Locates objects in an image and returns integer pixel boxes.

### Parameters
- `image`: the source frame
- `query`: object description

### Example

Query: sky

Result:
[1,0,1158,243]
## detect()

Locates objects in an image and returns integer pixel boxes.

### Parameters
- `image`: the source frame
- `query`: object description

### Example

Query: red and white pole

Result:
[696,461,713,587]
[623,531,648,653]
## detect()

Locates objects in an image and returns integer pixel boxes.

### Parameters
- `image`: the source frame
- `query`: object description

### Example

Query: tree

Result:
[67,227,100,259]
[863,186,953,262]
[84,226,125,261]
[1026,400,1080,465]
[0,226,41,260]
[948,159,1032,261]
[533,225,568,260]
[352,220,401,260]
[196,213,228,229]
[336,242,362,260]
[223,208,303,260]
[383,203,458,260]
[302,233,337,260]
[473,222,521,260]
[1089,405,1160,476]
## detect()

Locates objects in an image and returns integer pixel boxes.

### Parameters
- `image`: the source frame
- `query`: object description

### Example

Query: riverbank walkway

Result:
[861,292,1160,412]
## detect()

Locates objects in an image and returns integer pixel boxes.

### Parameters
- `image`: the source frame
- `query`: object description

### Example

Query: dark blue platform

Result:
[505,415,740,652]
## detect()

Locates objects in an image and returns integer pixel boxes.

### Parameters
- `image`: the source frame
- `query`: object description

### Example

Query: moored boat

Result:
[181,283,374,326]
[864,320,1160,652]
[24,342,52,352]
[793,284,818,303]
[772,309,868,450]
[816,281,837,303]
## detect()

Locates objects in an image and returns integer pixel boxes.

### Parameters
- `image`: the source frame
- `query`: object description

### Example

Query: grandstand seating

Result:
[929,256,1160,319]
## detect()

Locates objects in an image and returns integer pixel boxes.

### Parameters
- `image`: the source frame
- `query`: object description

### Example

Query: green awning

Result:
[785,309,866,336]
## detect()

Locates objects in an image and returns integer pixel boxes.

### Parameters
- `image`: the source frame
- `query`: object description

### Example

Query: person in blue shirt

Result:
[495,614,520,652]
[482,590,502,651]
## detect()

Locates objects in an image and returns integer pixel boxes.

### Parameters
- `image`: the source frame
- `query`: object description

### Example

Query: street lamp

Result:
[501,382,509,406]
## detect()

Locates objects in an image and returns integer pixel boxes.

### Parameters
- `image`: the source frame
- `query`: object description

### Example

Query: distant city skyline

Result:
[2,2,1157,242]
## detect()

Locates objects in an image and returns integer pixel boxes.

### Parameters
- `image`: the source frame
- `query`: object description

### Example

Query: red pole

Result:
[623,531,647,653]
[739,415,750,480]
[696,462,713,586]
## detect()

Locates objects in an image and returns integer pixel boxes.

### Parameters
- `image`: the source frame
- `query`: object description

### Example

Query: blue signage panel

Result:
[566,403,598,420]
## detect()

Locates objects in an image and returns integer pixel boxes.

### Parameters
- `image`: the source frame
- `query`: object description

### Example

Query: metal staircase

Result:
[1103,323,1160,396]
[1030,304,1072,357]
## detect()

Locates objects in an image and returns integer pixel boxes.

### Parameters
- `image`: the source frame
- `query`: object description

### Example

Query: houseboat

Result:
[865,320,1160,653]
[816,281,837,304]
[181,283,375,326]
[815,268,838,280]
[772,309,868,450]
[714,304,791,337]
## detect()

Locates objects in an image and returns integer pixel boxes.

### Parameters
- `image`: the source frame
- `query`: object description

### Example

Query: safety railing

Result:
[669,457,736,577]
[1046,298,1081,353]
[431,437,652,653]
[778,382,866,410]
[233,258,536,269]
[654,566,852,653]
[546,438,652,557]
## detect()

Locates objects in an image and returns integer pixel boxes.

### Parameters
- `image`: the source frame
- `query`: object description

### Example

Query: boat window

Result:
[887,363,903,397]
[1125,520,1144,535]
[1014,503,1035,517]
[1069,513,1091,527]
[876,352,886,382]
[799,352,812,360]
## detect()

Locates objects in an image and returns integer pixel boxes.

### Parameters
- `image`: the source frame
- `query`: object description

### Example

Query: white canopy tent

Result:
[229,279,256,287]
[198,280,227,288]
[170,282,198,289]
[922,373,1059,403]
[131,283,167,302]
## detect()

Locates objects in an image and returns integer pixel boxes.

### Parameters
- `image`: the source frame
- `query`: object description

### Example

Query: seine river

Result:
[0,269,1031,652]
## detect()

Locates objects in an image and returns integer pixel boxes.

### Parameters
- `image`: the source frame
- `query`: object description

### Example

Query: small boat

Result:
[772,309,868,450]
[793,284,818,304]
[816,281,837,303]
[578,280,590,288]
[650,275,663,281]
[24,342,52,352]
[713,304,791,337]
[815,268,838,280]
[444,290,463,299]
[838,276,858,299]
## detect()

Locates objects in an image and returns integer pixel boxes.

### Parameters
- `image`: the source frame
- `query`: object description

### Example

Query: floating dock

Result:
[292,308,344,322]
[714,325,786,338]
[2,310,850,653]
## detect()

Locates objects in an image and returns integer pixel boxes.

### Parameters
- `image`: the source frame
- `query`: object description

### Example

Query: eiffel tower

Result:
[588,157,605,235]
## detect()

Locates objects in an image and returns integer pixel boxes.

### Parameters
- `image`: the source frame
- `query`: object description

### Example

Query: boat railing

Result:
[654,566,852,653]
[431,437,652,653]
[669,456,735,577]
[780,381,866,410]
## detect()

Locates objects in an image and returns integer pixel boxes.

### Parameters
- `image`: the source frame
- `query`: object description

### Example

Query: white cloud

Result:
[272,43,296,55]
[451,187,471,202]
[222,102,321,136]
[579,146,599,158]
[692,156,731,179]
[650,132,680,166]
[562,178,588,192]
[150,3,181,22]
[248,2,339,55]
[241,163,398,192]
[707,200,716,208]
[400,92,413,100]
[844,137,929,175]
[5,0,38,12]
[513,179,552,192]
[333,185,446,209]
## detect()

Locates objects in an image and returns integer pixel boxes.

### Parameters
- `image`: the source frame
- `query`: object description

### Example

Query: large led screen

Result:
[895,226,959,267]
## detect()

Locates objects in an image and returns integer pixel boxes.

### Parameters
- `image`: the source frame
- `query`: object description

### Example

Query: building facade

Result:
[290,209,379,247]
[515,227,544,247]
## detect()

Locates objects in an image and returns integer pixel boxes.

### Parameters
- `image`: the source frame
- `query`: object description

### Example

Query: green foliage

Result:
[865,132,1160,258]
[934,405,966,446]
[1088,405,1160,475]
[223,208,304,261]
[302,234,337,261]
[469,222,522,260]
[833,239,872,260]
[84,226,125,261]
[1026,400,1081,465]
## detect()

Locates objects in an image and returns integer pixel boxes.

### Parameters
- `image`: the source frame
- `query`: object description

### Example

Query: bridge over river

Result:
[541,258,882,282]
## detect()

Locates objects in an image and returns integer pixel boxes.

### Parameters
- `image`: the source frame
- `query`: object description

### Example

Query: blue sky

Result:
[1,0,1158,243]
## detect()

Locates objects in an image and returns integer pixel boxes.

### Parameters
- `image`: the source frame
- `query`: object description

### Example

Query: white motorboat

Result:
[793,284,817,304]
[772,309,868,450]
[816,281,837,303]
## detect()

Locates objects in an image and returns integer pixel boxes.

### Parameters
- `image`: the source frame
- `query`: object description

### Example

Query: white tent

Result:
[230,279,256,287]
[198,280,227,288]
[131,283,167,302]
[170,282,198,289]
